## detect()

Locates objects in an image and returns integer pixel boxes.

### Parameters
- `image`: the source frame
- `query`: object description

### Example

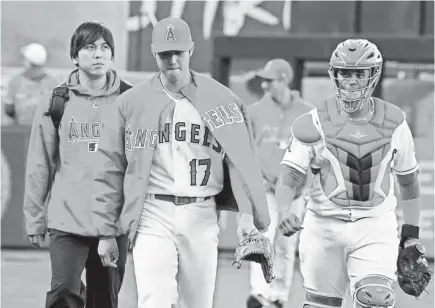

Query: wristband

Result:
[401,224,419,239]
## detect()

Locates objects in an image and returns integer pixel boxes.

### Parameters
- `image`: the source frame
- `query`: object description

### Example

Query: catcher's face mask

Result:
[329,39,382,114]
[333,68,373,113]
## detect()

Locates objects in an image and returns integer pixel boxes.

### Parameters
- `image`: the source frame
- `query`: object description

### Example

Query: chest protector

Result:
[314,98,404,207]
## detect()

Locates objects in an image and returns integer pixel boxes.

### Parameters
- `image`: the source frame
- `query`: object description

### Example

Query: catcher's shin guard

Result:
[353,275,395,308]
[302,291,343,308]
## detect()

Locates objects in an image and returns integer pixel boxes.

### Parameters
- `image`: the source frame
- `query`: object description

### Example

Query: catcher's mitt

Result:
[397,243,432,298]
[233,231,275,283]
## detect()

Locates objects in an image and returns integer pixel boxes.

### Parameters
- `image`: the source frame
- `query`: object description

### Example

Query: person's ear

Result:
[189,44,195,57]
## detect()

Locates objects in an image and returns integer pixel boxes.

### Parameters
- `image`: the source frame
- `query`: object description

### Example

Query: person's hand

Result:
[278,211,303,237]
[98,238,119,268]
[237,213,258,241]
[28,234,45,248]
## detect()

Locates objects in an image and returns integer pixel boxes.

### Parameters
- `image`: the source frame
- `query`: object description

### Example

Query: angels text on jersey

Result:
[125,122,222,153]
[68,117,106,152]
[125,102,244,151]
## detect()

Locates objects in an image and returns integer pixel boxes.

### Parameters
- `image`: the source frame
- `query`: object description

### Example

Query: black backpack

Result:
[45,79,133,130]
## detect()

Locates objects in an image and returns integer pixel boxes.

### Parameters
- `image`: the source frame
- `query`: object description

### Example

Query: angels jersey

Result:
[147,84,225,197]
[281,97,418,221]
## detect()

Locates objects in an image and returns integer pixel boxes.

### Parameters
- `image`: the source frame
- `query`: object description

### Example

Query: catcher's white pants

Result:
[299,209,399,299]
[133,197,219,308]
[249,191,306,303]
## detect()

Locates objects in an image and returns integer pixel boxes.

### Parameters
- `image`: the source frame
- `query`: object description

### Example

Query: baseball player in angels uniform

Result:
[91,17,271,308]
[275,39,429,308]
[246,59,312,308]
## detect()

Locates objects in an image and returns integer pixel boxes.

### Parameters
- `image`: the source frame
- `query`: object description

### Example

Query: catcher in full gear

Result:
[275,39,431,308]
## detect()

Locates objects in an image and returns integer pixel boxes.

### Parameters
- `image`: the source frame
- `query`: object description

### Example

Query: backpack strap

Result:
[45,82,69,130]
[119,79,133,94]
[45,80,130,130]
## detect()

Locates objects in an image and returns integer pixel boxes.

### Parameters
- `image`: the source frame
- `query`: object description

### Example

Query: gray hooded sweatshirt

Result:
[24,68,128,237]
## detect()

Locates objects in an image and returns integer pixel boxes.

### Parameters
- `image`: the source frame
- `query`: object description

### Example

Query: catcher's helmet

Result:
[328,39,382,114]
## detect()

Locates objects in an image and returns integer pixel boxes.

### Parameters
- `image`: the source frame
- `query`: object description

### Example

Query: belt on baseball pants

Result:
[149,194,212,205]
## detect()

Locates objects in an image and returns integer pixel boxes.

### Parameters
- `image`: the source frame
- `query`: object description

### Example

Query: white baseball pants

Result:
[299,209,399,298]
[133,196,219,308]
[249,191,306,303]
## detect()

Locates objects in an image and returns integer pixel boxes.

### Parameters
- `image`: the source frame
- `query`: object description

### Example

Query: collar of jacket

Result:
[149,70,199,101]
[67,68,121,97]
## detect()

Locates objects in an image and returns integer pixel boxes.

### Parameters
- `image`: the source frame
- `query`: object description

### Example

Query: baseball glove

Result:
[233,230,275,283]
[397,243,432,298]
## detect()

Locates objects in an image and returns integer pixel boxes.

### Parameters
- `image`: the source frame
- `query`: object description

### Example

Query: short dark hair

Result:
[70,21,115,60]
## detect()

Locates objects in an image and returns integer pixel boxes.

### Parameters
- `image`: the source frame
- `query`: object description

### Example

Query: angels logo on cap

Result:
[166,24,176,42]
[151,17,194,53]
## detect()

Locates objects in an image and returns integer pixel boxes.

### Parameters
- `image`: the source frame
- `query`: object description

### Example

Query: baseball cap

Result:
[21,43,47,66]
[151,17,194,53]
[256,59,293,82]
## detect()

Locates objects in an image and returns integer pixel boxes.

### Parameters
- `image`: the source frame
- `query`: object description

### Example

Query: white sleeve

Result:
[392,120,419,175]
[280,136,313,174]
